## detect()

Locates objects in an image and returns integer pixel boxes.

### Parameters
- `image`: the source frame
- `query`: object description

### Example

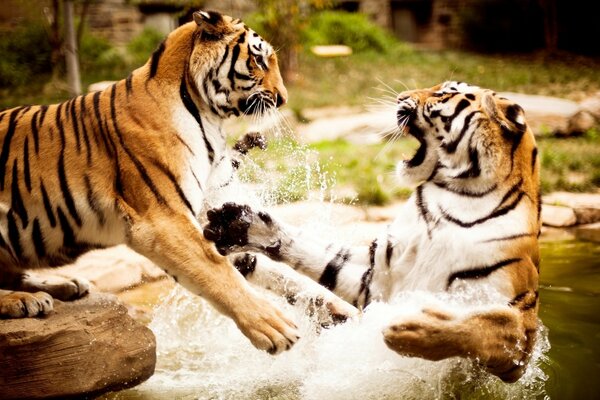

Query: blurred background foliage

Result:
[0,0,598,204]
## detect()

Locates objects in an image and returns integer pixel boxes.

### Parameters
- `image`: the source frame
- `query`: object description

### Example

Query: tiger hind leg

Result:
[382,306,537,382]
[0,289,54,318]
[0,267,89,318]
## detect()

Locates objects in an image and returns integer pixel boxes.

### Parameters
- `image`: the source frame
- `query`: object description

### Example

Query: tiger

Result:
[203,81,541,382]
[0,10,301,355]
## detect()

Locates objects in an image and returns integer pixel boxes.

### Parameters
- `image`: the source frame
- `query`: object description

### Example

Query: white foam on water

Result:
[123,287,550,400]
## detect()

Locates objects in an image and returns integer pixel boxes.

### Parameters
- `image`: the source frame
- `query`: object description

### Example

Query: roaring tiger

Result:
[204,81,541,382]
[0,11,300,354]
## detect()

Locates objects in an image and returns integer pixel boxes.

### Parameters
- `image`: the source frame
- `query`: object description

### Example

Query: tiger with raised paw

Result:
[0,11,300,355]
[204,81,541,382]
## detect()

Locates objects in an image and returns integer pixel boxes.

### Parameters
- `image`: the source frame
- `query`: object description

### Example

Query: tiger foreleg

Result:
[126,209,299,354]
[230,253,359,326]
[204,203,381,307]
[382,306,536,382]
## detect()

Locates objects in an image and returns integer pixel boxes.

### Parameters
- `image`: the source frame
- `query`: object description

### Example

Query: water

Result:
[104,237,599,400]
[103,131,599,399]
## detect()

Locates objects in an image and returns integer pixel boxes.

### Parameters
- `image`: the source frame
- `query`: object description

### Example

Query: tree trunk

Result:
[63,0,81,96]
[539,0,558,53]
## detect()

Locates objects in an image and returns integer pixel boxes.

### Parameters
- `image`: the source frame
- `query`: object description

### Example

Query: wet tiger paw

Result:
[204,203,280,256]
[0,291,54,318]
[233,294,300,355]
[382,309,461,362]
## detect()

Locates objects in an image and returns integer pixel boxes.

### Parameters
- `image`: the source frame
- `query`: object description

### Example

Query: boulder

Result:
[566,110,596,136]
[0,292,156,400]
[575,222,600,243]
[541,204,577,227]
[543,192,600,225]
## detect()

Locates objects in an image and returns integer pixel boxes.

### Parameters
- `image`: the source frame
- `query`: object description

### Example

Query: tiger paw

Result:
[204,203,279,256]
[21,275,90,301]
[0,291,54,318]
[233,293,300,354]
[382,309,461,361]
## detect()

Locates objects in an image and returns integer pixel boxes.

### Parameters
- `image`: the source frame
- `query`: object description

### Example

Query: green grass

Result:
[537,132,600,193]
[287,48,600,111]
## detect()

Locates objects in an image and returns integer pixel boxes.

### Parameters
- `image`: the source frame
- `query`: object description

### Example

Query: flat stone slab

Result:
[0,292,156,399]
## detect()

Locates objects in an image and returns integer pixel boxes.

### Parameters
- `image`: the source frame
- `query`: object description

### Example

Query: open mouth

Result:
[396,106,427,167]
[239,92,276,115]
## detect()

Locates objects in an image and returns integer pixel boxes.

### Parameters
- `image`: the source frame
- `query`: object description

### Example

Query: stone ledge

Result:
[0,292,156,400]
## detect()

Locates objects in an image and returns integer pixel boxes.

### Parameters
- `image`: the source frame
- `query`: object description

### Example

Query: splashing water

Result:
[117,110,550,399]
[123,286,549,399]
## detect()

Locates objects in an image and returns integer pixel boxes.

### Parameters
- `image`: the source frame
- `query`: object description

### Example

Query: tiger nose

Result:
[397,93,411,103]
[276,92,287,108]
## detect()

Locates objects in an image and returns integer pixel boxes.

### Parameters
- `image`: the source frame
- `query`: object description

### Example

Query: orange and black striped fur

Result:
[204,82,541,381]
[0,11,300,354]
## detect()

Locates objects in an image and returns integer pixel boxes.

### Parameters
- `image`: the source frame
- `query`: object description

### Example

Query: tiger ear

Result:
[482,93,527,135]
[193,10,228,39]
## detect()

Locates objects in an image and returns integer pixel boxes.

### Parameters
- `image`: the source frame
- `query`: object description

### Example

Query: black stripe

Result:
[31,218,46,259]
[70,95,82,152]
[480,232,535,243]
[319,248,350,291]
[79,95,92,165]
[227,35,244,87]
[508,291,529,306]
[498,178,523,206]
[125,74,133,95]
[30,109,40,154]
[150,159,194,214]
[55,102,65,142]
[447,258,521,289]
[0,108,22,190]
[58,152,82,227]
[7,210,22,260]
[11,159,28,229]
[443,98,471,132]
[416,185,432,224]
[180,75,214,163]
[23,136,31,192]
[104,118,124,196]
[441,190,525,228]
[38,105,49,126]
[40,180,57,228]
[109,85,165,203]
[434,181,498,198]
[92,91,113,155]
[56,206,76,248]
[442,110,479,153]
[191,169,203,192]
[358,240,378,306]
[454,142,480,179]
[385,238,393,267]
[149,40,166,79]
[84,175,105,225]
[531,147,538,173]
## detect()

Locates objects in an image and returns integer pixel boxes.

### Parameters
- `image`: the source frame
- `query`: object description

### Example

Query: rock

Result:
[0,292,156,400]
[39,245,166,294]
[579,92,600,120]
[541,204,577,227]
[297,107,397,144]
[575,222,600,243]
[543,192,600,225]
[566,111,596,136]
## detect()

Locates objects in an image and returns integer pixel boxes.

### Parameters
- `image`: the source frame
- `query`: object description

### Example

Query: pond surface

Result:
[106,238,599,400]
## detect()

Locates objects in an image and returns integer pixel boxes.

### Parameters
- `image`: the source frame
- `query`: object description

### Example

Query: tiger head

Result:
[157,10,287,119]
[395,81,538,190]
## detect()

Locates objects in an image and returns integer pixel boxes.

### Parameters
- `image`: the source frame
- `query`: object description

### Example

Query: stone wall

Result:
[87,0,145,46]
